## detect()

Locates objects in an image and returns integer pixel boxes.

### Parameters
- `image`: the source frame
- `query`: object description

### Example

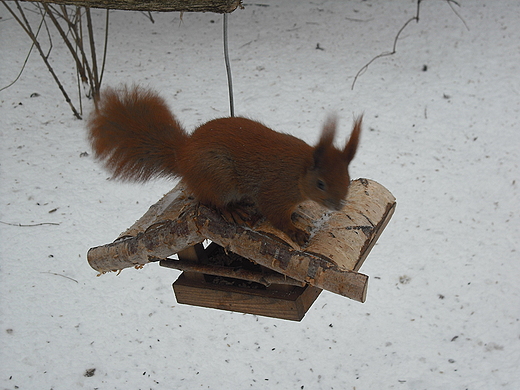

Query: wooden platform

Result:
[87,178,395,320]
[173,273,322,321]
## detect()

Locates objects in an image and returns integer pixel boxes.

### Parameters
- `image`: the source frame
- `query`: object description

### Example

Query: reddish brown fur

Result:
[88,86,188,181]
[87,86,362,245]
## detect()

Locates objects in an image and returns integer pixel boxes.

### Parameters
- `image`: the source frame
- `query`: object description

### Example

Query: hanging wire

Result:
[223,13,234,117]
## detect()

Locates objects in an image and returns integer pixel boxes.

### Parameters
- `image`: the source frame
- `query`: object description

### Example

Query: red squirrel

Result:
[87,85,361,245]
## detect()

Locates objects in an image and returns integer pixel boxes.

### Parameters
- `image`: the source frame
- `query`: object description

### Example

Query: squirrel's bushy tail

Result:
[87,85,188,182]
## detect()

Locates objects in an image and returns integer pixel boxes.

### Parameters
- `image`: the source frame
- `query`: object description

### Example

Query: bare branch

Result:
[446,0,469,31]
[160,259,305,287]
[1,2,109,116]
[351,0,468,89]
[2,0,82,118]
[351,5,420,89]
[85,8,100,98]
[42,4,90,85]
[97,10,110,99]
[0,15,42,91]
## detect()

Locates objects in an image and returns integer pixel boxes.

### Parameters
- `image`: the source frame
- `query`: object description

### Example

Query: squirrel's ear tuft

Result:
[313,116,337,169]
[343,115,362,164]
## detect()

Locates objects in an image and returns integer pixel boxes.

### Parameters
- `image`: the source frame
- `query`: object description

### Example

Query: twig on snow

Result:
[0,220,60,227]
[351,0,468,89]
[41,272,79,283]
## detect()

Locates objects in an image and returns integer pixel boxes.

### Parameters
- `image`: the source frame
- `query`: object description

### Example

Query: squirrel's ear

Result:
[313,116,337,169]
[343,115,362,164]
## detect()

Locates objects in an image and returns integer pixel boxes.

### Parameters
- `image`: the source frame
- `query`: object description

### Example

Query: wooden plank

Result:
[160,258,305,287]
[173,273,322,321]
[21,0,243,13]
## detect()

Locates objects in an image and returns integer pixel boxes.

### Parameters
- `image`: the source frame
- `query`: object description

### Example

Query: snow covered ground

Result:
[1,0,519,388]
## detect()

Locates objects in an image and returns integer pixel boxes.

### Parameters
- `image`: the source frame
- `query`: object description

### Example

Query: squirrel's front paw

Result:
[288,227,310,246]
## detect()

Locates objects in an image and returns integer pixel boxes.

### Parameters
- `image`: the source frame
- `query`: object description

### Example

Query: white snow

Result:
[1,1,519,389]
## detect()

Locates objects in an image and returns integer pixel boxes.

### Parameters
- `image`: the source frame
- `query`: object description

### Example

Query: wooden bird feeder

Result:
[88,178,395,321]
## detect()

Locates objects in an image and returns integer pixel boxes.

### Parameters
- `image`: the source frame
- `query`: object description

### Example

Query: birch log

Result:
[20,0,242,12]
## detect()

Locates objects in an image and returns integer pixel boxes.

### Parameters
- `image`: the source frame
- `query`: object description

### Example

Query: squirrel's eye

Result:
[317,179,326,191]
